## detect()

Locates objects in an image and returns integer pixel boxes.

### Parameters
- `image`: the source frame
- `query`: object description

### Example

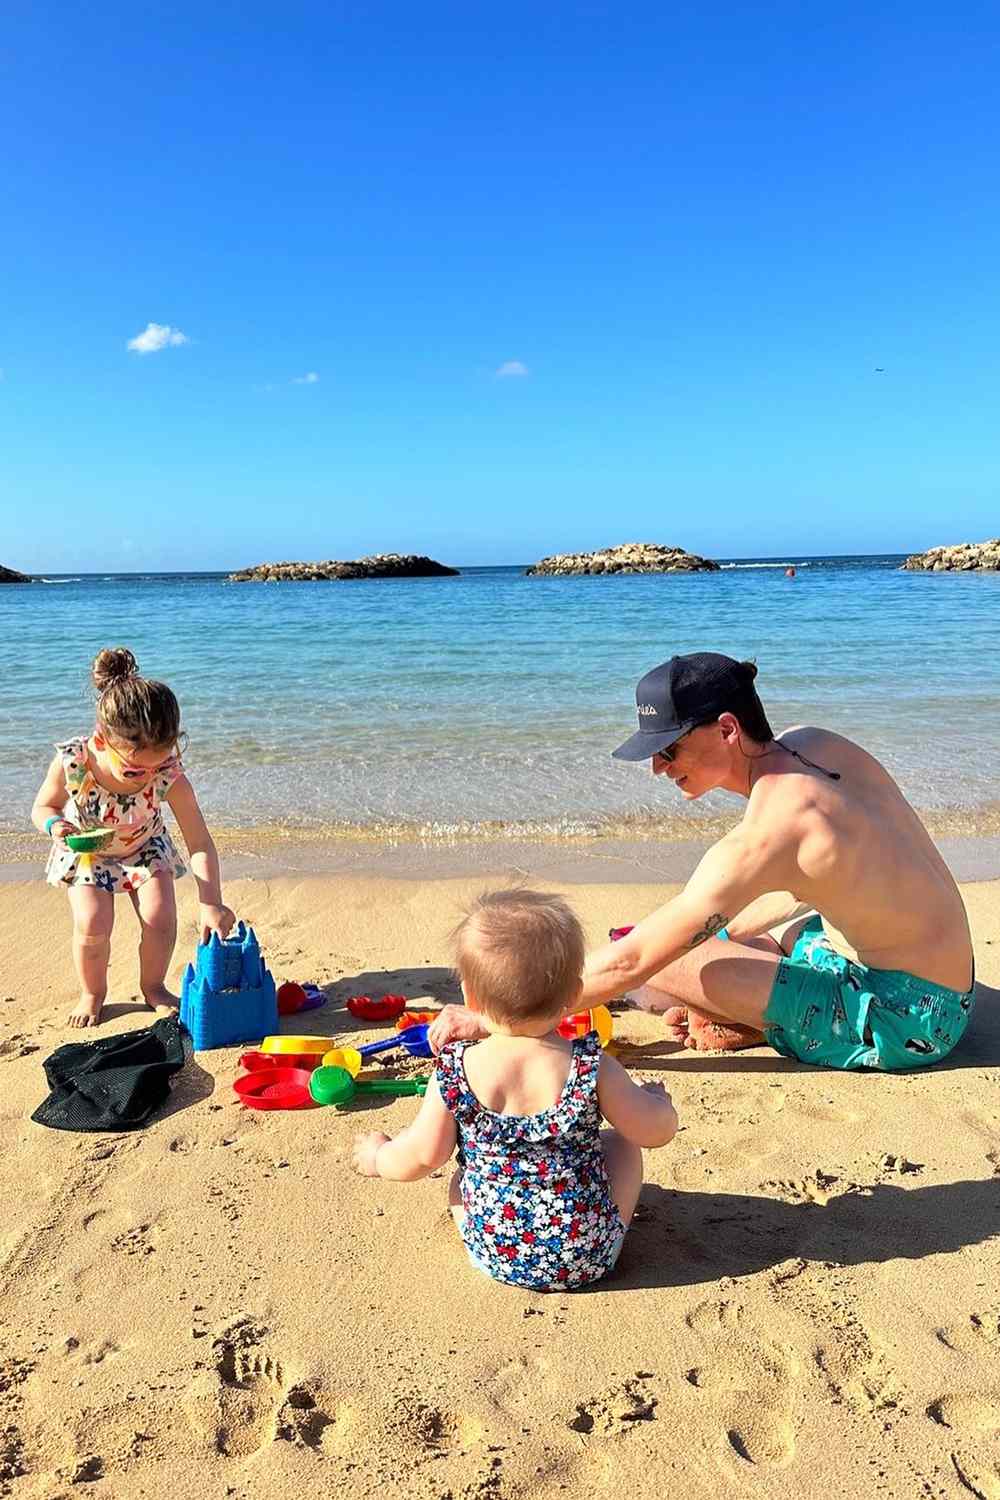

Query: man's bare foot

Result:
[142,984,179,1017]
[663,1004,766,1052]
[68,993,105,1028]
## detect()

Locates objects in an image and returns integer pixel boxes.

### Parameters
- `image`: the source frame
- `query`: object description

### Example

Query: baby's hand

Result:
[353,1131,390,1177]
[427,1004,489,1054]
[199,904,236,944]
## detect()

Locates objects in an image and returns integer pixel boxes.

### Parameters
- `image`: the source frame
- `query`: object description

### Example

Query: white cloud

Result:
[127,322,190,355]
[292,371,319,384]
[496,360,528,378]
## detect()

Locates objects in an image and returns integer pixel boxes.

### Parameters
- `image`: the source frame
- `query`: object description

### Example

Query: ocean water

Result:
[3,556,1000,836]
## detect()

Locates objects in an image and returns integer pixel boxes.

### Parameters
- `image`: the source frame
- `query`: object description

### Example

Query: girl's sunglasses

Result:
[105,741,175,780]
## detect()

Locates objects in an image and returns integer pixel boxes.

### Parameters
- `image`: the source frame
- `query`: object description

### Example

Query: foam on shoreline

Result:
[5,811,1000,884]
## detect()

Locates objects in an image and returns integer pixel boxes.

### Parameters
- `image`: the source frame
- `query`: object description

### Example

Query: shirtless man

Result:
[430,653,975,1071]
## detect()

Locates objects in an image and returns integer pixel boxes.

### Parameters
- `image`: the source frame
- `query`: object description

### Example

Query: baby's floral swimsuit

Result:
[45,736,188,894]
[437,1031,626,1290]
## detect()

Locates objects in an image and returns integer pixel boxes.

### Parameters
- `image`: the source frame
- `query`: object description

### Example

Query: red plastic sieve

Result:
[233,1067,316,1109]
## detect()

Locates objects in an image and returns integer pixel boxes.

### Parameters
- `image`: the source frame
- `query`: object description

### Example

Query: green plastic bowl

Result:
[65,830,114,853]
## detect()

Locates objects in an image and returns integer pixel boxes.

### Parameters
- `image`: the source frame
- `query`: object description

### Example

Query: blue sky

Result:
[2,1,998,571]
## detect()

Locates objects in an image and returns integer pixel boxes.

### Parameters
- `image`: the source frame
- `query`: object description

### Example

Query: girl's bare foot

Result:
[68,993,105,1028]
[663,1004,766,1052]
[141,984,179,1017]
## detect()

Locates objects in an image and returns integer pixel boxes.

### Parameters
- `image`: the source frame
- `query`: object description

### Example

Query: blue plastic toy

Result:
[179,922,278,1050]
[357,1024,433,1061]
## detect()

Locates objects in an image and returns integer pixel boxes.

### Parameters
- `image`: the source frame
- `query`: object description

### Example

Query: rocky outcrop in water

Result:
[0,564,35,583]
[526,542,719,576]
[902,539,1000,572]
[229,553,459,582]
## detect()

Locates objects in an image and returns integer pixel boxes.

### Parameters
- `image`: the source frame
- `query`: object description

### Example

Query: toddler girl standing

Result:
[353,889,678,1291]
[31,646,235,1027]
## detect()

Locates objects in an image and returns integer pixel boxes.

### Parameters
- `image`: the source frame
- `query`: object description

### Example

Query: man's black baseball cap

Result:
[611,653,757,762]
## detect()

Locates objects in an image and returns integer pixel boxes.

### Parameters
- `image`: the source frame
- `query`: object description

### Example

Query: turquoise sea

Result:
[4,556,1000,836]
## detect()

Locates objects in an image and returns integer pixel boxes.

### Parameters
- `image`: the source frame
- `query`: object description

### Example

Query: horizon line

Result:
[23,549,913,576]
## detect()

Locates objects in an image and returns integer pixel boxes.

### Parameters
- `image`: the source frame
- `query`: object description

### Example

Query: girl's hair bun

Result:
[92,647,139,695]
[739,659,759,683]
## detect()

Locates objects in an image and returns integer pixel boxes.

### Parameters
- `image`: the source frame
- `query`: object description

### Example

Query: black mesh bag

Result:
[31,1015,186,1132]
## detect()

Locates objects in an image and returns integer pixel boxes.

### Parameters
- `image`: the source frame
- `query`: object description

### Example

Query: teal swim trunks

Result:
[763,916,974,1071]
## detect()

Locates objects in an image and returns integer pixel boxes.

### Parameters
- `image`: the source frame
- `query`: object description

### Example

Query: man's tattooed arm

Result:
[686,913,727,949]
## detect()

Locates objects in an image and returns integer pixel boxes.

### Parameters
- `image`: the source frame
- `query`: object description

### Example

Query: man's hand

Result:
[199,903,237,944]
[427,1004,490,1054]
[353,1131,390,1177]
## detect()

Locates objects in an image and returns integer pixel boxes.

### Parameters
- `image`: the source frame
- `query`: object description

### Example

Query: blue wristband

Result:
[716,926,730,941]
[44,815,63,836]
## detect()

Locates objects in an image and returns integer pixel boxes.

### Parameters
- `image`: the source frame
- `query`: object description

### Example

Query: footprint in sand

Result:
[568,1374,658,1436]
[937,1310,1000,1355]
[684,1297,798,1467]
[390,1395,486,1453]
[184,1319,288,1458]
[784,1095,862,1126]
[929,1394,1000,1432]
[960,1106,1000,1143]
[761,1171,869,1206]
[0,1034,39,1061]
[950,1450,1000,1500]
[184,1323,341,1459]
[275,1386,337,1450]
[110,1222,157,1257]
[812,1315,900,1415]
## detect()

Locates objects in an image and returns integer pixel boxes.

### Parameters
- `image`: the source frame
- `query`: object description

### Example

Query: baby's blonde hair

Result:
[452,888,585,1025]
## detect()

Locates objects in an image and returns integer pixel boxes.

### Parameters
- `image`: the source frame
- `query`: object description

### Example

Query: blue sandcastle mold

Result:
[179,922,278,1050]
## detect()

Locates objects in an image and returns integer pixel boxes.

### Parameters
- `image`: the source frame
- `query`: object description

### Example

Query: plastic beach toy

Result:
[397,1010,440,1031]
[308,1065,430,1107]
[65,830,115,854]
[557,1005,613,1047]
[239,1049,326,1073]
[65,828,114,878]
[609,925,634,942]
[180,924,278,1051]
[298,983,327,1012]
[320,1046,363,1076]
[277,981,307,1016]
[261,1034,336,1056]
[346,994,407,1023]
[234,1066,316,1110]
[357,1024,433,1061]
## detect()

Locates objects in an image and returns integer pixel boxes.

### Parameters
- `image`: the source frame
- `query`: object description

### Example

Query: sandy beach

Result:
[1,859,998,1500]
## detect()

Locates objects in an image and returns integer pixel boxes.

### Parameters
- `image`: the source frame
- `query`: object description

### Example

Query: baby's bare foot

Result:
[663,1004,765,1052]
[142,984,179,1017]
[68,993,105,1028]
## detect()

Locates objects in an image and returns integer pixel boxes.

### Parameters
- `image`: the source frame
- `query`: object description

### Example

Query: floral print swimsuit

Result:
[437,1032,626,1291]
[45,737,188,894]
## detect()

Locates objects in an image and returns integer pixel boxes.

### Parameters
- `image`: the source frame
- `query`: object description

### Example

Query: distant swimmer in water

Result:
[785,566,796,578]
